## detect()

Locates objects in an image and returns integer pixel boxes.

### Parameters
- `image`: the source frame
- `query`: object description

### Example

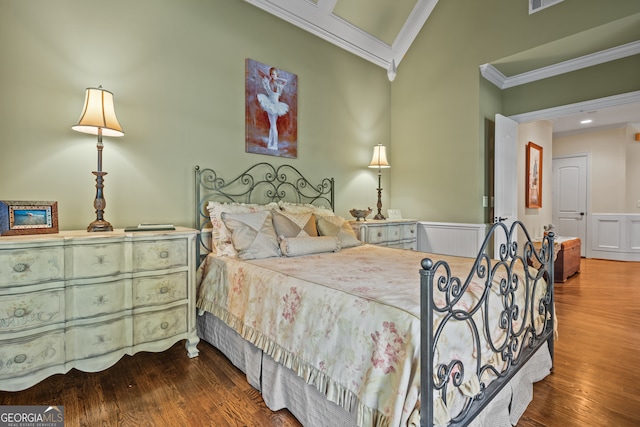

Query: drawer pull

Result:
[14,354,27,364]
[160,286,169,294]
[14,308,26,318]
[410,229,415,234]
[159,251,169,259]
[160,321,169,330]
[377,232,383,237]
[13,263,28,273]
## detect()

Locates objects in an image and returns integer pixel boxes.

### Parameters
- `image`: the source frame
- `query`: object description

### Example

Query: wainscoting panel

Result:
[590,214,640,261]
[417,222,487,258]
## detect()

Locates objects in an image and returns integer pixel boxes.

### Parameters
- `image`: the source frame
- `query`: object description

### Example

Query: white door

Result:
[552,155,588,256]
[493,114,519,258]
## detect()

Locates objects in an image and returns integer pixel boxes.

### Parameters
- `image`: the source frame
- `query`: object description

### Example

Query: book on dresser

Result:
[0,227,200,392]
[124,223,176,232]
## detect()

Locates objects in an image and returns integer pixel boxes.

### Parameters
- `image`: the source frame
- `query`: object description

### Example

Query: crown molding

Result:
[481,40,640,89]
[244,0,438,80]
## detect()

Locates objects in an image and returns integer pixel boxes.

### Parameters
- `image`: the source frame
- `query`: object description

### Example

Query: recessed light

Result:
[580,119,593,124]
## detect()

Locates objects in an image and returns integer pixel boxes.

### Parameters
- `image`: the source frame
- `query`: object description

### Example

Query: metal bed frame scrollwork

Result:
[420,221,555,426]
[194,163,334,262]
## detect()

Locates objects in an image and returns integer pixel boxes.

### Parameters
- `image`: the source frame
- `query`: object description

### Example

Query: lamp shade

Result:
[368,144,390,168]
[72,86,124,137]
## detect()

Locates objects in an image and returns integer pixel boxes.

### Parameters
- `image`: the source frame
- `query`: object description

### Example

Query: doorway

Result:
[552,154,589,256]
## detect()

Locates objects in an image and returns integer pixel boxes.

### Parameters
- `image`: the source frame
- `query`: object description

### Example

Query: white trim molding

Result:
[509,90,640,125]
[480,40,640,89]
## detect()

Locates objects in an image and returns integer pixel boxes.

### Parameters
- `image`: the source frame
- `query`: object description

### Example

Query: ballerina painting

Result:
[245,58,298,158]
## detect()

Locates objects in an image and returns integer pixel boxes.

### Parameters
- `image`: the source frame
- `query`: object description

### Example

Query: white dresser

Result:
[350,219,417,250]
[0,227,200,391]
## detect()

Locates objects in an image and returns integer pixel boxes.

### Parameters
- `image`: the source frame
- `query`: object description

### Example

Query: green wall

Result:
[2,0,639,231]
[0,0,391,231]
[391,0,640,223]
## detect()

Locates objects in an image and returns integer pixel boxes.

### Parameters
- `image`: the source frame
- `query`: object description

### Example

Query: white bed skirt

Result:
[197,311,552,427]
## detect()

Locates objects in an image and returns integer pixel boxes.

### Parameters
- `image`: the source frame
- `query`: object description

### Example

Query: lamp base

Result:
[373,213,386,220]
[87,219,113,232]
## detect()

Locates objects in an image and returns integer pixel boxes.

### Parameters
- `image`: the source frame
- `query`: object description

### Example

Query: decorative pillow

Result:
[316,216,361,248]
[207,201,279,257]
[221,211,280,260]
[279,236,341,257]
[278,201,335,218]
[272,209,318,238]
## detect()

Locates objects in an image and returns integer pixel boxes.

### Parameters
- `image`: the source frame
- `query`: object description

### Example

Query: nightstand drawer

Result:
[364,226,387,244]
[0,248,64,287]
[388,241,417,250]
[67,317,130,360]
[66,279,129,320]
[133,305,188,345]
[0,290,64,332]
[133,239,188,272]
[386,224,402,242]
[402,224,417,239]
[0,331,65,379]
[133,272,188,307]
[66,243,125,279]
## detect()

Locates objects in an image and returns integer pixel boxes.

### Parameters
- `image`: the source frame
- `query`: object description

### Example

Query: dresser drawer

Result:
[0,331,65,379]
[133,239,188,272]
[0,247,64,287]
[0,290,64,332]
[133,272,188,308]
[66,317,131,360]
[65,242,125,279]
[66,279,129,320]
[133,305,188,345]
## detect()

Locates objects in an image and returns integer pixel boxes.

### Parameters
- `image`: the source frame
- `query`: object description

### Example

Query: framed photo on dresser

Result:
[0,200,59,236]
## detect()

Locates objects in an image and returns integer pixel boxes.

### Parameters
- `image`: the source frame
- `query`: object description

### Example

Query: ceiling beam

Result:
[244,0,439,81]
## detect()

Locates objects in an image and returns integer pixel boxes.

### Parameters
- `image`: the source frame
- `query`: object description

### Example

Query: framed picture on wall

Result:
[245,58,298,159]
[0,200,59,236]
[526,142,543,208]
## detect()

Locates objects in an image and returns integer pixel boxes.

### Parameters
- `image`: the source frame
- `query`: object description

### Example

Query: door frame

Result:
[552,153,591,257]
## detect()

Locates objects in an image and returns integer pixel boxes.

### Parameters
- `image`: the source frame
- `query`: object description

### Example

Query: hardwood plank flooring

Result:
[1,258,639,426]
[517,258,640,427]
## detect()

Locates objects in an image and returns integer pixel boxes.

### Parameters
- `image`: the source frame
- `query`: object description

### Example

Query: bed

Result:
[193,163,556,427]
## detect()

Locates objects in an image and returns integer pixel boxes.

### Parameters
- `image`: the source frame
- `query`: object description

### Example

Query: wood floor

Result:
[1,258,639,426]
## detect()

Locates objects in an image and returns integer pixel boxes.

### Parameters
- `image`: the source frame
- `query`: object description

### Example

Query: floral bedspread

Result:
[196,245,547,427]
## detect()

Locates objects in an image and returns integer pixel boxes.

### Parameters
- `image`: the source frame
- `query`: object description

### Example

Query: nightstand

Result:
[350,219,417,250]
[0,227,200,391]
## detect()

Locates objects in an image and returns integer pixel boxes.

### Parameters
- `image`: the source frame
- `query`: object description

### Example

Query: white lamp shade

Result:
[368,144,390,168]
[72,87,124,137]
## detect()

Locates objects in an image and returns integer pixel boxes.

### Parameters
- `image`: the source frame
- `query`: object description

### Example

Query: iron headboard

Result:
[194,163,334,261]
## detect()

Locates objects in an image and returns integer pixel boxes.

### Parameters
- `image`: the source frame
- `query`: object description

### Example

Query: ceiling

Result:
[541,98,640,137]
[245,0,640,134]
